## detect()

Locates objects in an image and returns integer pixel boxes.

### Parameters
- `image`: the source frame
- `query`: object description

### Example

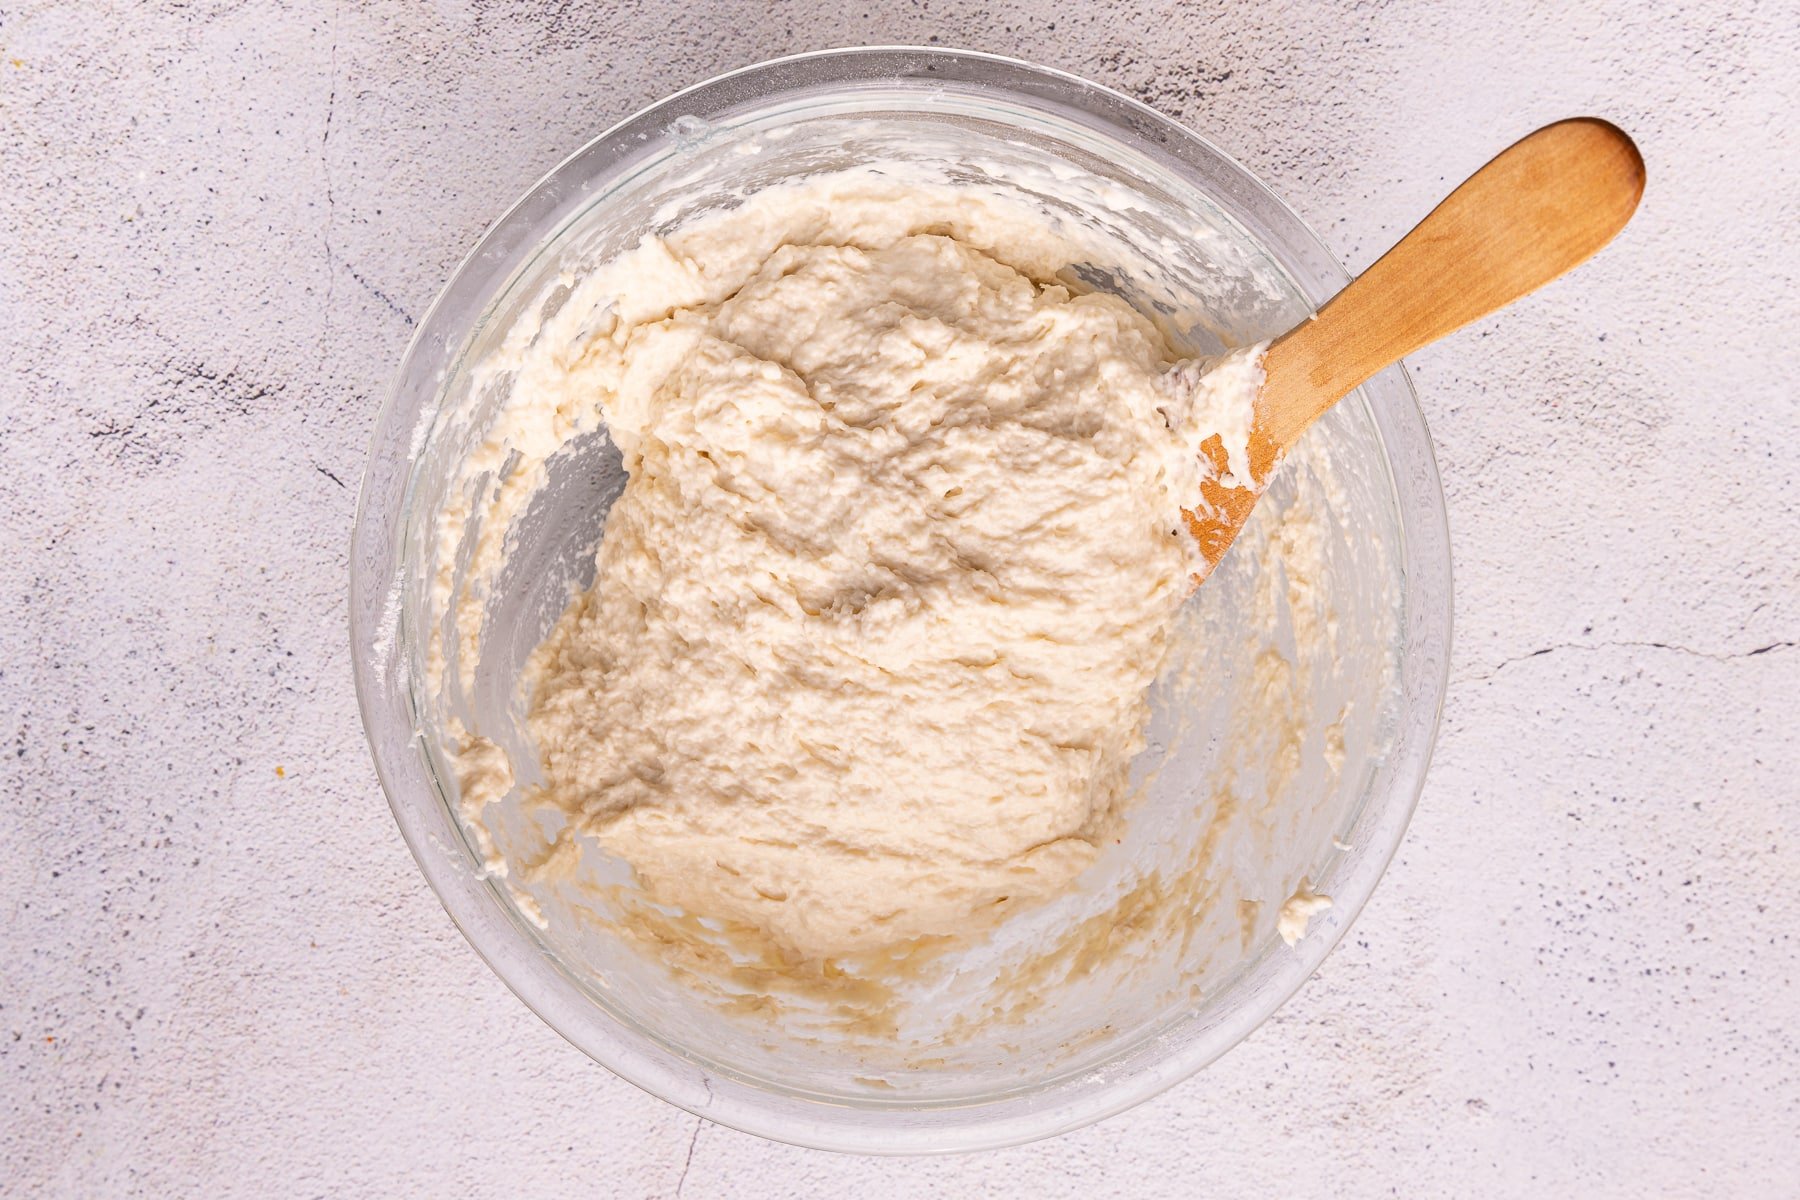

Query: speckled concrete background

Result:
[3,1,1795,1195]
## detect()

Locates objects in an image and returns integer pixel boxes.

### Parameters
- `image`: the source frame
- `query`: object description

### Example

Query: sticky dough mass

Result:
[481,185,1262,959]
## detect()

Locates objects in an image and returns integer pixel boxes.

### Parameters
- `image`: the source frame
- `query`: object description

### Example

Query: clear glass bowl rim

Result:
[350,45,1453,1155]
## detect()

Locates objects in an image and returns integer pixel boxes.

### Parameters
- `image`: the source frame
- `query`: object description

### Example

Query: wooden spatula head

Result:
[1182,118,1644,579]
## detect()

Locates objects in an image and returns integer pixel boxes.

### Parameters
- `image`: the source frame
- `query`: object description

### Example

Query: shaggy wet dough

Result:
[481,185,1262,960]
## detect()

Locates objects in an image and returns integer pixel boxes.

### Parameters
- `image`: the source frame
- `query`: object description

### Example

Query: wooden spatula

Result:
[1184,117,1645,575]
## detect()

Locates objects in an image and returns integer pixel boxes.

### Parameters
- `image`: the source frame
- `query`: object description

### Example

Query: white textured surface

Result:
[3,2,1796,1194]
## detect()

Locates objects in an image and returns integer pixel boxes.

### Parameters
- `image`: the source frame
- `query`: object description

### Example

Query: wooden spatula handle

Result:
[1255,118,1645,456]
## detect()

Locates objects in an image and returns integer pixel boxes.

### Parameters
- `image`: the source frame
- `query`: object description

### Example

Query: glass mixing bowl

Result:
[351,47,1451,1153]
